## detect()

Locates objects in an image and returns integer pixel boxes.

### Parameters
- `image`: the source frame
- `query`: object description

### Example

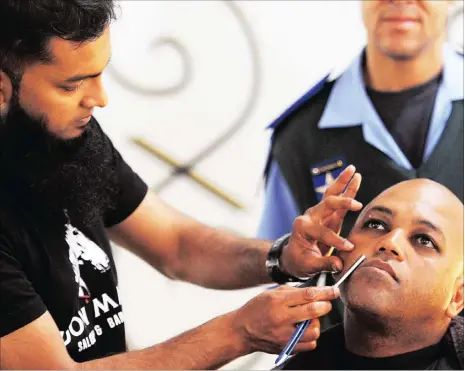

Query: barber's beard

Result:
[0,96,118,229]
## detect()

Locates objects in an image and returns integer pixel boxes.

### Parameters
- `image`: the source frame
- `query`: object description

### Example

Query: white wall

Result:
[93,1,461,369]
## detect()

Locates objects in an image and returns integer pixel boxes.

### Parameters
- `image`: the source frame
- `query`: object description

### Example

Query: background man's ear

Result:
[446,275,464,318]
[0,71,13,114]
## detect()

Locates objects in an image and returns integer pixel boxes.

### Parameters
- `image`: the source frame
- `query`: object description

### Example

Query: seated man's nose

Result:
[378,246,401,257]
[377,229,405,259]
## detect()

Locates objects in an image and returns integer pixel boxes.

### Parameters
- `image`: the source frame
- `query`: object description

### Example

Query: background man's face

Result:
[362,0,453,60]
[13,27,111,140]
[337,181,463,323]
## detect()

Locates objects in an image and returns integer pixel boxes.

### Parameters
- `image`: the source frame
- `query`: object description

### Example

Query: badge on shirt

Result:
[311,157,346,201]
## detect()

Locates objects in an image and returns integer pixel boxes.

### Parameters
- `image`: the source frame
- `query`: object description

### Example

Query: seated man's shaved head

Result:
[338,179,463,356]
[341,179,463,330]
[281,179,464,369]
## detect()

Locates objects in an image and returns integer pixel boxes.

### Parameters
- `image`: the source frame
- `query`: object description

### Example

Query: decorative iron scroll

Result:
[108,1,261,209]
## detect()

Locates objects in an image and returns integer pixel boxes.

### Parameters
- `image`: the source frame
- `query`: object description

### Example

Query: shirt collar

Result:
[441,44,464,101]
[319,43,464,130]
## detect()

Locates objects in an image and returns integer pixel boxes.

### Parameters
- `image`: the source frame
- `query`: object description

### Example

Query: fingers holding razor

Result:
[291,319,320,353]
[322,164,357,197]
[282,166,363,277]
[307,195,363,223]
[231,286,340,354]
[321,171,362,253]
[323,171,362,233]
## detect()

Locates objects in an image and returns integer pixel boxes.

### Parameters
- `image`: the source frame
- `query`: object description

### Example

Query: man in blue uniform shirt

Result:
[259,0,463,241]
[259,1,463,329]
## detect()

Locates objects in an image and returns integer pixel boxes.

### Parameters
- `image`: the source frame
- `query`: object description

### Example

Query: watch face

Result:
[447,3,464,54]
[266,259,279,269]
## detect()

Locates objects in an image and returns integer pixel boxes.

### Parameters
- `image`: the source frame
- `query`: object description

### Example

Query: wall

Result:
[93,1,462,369]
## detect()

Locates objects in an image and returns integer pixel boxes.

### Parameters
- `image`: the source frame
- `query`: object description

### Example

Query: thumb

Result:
[307,256,343,274]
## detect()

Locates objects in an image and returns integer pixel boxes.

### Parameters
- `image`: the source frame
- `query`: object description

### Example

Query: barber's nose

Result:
[94,86,109,108]
[376,228,405,261]
[81,77,109,109]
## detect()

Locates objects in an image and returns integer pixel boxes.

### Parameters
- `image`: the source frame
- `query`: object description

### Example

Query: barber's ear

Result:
[0,71,13,114]
[446,275,464,318]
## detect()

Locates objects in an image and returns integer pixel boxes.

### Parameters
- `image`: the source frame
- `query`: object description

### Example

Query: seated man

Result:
[280,178,463,370]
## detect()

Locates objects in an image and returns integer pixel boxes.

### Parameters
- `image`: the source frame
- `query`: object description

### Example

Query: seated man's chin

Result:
[341,276,400,312]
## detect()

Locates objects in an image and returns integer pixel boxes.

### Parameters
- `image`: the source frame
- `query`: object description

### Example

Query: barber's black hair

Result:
[0,0,116,86]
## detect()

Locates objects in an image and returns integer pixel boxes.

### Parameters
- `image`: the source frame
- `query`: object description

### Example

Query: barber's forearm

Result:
[78,312,248,370]
[107,192,272,289]
[174,223,272,289]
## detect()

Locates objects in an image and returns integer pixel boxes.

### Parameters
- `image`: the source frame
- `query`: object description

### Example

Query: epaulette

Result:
[267,73,331,132]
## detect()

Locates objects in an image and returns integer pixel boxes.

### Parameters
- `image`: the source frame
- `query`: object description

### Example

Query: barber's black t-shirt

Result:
[366,72,442,169]
[0,119,148,362]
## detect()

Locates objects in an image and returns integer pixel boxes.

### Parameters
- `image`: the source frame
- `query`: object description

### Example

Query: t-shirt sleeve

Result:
[103,146,149,228]
[0,237,47,337]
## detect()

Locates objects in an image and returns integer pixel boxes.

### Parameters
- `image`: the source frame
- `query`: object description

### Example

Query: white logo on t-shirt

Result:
[65,223,110,299]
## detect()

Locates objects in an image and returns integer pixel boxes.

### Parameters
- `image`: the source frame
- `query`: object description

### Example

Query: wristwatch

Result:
[266,233,306,284]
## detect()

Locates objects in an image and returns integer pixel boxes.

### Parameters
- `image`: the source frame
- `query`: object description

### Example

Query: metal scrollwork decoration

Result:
[109,35,192,95]
[108,5,263,365]
[108,1,261,210]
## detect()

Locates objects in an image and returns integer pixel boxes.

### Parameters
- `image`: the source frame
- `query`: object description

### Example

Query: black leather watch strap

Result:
[266,233,306,284]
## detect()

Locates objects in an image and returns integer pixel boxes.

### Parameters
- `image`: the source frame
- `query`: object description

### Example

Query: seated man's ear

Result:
[0,71,13,115]
[446,275,464,318]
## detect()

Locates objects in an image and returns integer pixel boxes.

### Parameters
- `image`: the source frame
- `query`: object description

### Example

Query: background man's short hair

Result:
[0,0,116,85]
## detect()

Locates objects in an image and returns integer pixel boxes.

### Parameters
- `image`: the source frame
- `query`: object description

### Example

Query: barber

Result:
[0,1,361,369]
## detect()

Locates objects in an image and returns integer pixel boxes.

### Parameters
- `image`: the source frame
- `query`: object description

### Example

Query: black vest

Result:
[269,81,464,329]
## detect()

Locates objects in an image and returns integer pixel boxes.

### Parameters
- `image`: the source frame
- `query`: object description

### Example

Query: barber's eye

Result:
[61,85,81,93]
[414,235,438,251]
[363,219,385,230]
[60,81,83,93]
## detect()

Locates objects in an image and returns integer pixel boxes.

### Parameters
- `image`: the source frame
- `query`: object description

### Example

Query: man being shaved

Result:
[280,179,463,370]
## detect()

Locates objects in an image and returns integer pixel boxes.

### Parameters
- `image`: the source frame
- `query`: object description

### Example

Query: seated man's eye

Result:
[363,219,385,230]
[415,235,438,250]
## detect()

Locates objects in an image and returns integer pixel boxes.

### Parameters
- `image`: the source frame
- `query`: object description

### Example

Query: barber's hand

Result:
[281,165,363,277]
[231,285,340,354]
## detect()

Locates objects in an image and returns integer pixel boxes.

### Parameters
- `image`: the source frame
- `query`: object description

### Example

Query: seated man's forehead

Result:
[358,179,464,249]
[370,179,462,217]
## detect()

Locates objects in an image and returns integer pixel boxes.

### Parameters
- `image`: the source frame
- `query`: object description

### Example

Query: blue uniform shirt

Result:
[258,44,464,240]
